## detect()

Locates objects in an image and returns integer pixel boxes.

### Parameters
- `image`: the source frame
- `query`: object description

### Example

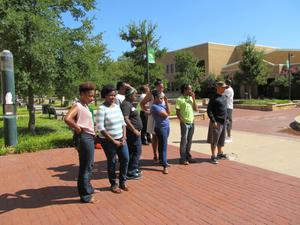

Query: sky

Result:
[63,0,300,60]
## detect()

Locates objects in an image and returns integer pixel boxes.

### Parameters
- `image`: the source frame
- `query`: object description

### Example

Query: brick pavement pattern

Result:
[0,146,300,225]
[195,108,300,138]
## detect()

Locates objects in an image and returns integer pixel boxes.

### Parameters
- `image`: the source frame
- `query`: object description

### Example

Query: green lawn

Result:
[234,99,291,105]
[0,116,73,155]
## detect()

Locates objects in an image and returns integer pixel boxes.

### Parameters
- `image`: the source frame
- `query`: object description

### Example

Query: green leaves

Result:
[174,51,205,93]
[239,38,268,86]
[119,20,166,85]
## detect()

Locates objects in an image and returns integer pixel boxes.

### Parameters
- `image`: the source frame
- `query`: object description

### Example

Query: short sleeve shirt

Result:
[151,103,170,129]
[175,95,195,124]
[95,104,126,139]
[121,100,143,130]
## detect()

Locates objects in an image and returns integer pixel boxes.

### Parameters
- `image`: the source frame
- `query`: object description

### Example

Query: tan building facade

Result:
[159,42,300,95]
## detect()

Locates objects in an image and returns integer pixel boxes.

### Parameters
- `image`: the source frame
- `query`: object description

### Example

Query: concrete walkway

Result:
[169,119,300,178]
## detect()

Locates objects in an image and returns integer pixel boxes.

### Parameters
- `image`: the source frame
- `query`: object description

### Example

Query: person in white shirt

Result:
[115,81,131,106]
[224,79,234,143]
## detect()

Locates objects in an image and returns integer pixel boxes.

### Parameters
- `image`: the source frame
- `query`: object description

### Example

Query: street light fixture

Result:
[132,36,150,85]
[288,52,294,100]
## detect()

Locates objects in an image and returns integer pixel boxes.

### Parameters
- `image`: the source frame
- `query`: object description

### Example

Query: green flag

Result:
[147,47,155,64]
[286,59,290,69]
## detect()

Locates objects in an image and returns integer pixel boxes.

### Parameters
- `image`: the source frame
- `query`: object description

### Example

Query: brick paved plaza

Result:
[0,144,299,225]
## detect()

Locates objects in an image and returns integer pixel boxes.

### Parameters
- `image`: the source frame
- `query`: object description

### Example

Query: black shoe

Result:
[210,156,219,164]
[217,152,227,159]
[127,173,141,180]
[136,169,142,175]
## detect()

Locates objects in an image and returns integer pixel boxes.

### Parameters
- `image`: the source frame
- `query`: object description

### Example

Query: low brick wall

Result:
[234,103,297,111]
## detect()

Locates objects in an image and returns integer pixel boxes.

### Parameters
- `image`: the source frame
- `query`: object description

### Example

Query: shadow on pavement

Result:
[47,160,108,182]
[0,186,79,214]
[172,139,208,144]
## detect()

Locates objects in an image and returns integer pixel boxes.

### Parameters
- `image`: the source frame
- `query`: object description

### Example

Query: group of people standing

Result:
[64,79,234,203]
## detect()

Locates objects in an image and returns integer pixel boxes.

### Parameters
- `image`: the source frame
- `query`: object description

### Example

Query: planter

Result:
[234,103,297,111]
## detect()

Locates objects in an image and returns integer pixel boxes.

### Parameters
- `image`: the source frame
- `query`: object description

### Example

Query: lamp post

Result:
[1,50,18,146]
[133,37,150,85]
[288,52,294,100]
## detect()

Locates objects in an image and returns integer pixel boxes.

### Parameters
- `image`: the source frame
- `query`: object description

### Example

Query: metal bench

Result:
[48,106,65,120]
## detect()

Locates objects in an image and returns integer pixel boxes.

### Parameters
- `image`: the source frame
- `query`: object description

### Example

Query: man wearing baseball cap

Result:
[207,81,228,164]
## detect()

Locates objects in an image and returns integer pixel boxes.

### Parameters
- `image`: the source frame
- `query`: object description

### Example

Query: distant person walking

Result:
[224,79,234,143]
[140,79,166,163]
[207,81,228,164]
[176,84,198,165]
[121,87,143,180]
[151,90,170,174]
[139,85,151,145]
[64,82,97,203]
[96,85,129,193]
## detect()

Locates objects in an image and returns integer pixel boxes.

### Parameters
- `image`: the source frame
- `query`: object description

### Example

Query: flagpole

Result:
[146,35,150,85]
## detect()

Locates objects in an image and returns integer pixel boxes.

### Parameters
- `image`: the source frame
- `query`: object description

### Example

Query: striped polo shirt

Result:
[95,103,126,139]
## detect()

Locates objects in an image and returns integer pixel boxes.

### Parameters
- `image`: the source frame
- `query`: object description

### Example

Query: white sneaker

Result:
[225,137,232,143]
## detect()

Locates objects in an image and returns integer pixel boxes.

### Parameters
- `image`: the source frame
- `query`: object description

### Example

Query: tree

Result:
[174,51,205,94]
[238,37,268,98]
[0,0,106,134]
[119,20,166,85]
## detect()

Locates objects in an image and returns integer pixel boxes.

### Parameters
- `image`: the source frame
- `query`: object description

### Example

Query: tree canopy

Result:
[0,0,107,133]
[174,51,205,94]
[237,37,268,86]
[119,20,166,87]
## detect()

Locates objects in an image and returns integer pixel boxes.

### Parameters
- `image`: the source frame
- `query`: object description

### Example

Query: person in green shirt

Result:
[176,84,198,165]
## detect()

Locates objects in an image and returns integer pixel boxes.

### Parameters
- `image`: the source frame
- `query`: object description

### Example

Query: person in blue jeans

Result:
[64,82,97,203]
[176,84,198,165]
[95,85,129,193]
[151,90,170,174]
[121,87,143,180]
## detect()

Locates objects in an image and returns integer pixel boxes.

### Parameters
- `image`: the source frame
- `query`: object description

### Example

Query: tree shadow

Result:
[49,138,73,147]
[0,186,79,214]
[0,127,56,138]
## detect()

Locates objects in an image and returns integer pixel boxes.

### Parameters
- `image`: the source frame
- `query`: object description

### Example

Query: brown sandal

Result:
[111,185,122,194]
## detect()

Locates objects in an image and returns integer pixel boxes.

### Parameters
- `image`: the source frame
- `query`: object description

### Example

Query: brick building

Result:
[159,42,300,98]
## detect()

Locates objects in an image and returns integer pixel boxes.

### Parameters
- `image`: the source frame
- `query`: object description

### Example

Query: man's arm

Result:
[190,92,198,111]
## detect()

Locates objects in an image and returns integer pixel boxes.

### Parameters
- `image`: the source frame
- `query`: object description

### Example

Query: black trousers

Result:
[140,111,151,143]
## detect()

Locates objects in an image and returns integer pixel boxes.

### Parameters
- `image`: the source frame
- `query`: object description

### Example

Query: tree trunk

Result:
[28,86,36,135]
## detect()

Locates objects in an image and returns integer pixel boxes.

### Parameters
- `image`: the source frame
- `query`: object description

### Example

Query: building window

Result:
[171,64,174,73]
[166,64,169,74]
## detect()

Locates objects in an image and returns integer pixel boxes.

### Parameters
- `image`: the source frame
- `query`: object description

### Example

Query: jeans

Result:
[75,132,95,202]
[155,126,169,167]
[100,138,129,186]
[179,122,194,161]
[127,131,142,175]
